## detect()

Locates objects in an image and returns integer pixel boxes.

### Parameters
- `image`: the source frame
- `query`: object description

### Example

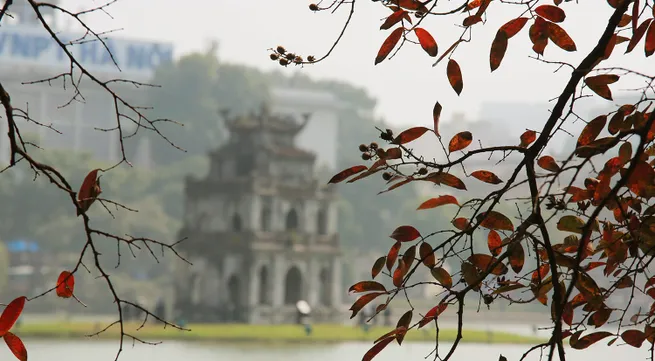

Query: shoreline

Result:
[12,322,547,346]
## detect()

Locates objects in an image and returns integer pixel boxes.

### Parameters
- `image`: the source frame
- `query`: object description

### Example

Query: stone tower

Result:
[174,104,343,324]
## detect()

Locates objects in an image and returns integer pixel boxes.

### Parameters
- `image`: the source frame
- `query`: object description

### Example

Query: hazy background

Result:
[60,0,650,131]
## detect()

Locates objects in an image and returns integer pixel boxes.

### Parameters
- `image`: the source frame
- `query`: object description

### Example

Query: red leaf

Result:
[645,21,655,57]
[349,281,387,293]
[463,15,482,27]
[537,155,561,172]
[529,17,549,55]
[394,312,412,345]
[499,17,529,38]
[632,0,640,32]
[414,28,438,57]
[468,254,508,275]
[77,168,102,216]
[461,262,481,290]
[570,331,613,349]
[603,34,618,59]
[606,0,622,9]
[0,297,26,336]
[557,215,585,234]
[577,115,607,147]
[417,195,459,210]
[585,74,619,101]
[626,18,652,53]
[535,4,566,23]
[390,225,421,242]
[381,10,408,30]
[547,22,577,51]
[373,325,404,343]
[562,302,574,326]
[590,307,612,326]
[3,332,27,361]
[626,161,655,197]
[401,245,416,271]
[452,217,470,231]
[465,0,483,10]
[487,230,502,256]
[430,267,453,288]
[393,259,407,287]
[387,242,402,271]
[372,256,386,279]
[392,127,429,145]
[531,264,550,284]
[508,243,525,273]
[350,292,386,319]
[419,242,436,268]
[519,130,537,147]
[375,27,404,65]
[446,59,463,95]
[382,147,402,160]
[329,165,368,184]
[448,131,473,152]
[363,333,395,361]
[433,101,442,137]
[55,271,75,298]
[645,275,655,290]
[426,172,467,190]
[397,0,429,12]
[418,303,448,328]
[621,329,646,348]
[478,211,515,231]
[490,30,508,72]
[470,170,503,184]
[619,14,632,27]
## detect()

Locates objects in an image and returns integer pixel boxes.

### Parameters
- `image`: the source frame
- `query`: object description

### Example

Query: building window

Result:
[232,213,242,232]
[319,268,331,306]
[261,206,272,232]
[236,154,254,176]
[284,266,302,304]
[317,208,328,235]
[285,209,298,231]
[258,266,270,305]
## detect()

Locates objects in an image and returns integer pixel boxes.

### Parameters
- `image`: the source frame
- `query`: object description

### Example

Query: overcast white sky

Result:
[60,0,651,132]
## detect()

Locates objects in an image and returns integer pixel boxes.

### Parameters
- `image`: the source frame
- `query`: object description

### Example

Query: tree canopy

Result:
[273,1,655,360]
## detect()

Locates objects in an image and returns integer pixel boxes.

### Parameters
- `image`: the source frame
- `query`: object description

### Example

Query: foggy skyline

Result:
[53,0,651,136]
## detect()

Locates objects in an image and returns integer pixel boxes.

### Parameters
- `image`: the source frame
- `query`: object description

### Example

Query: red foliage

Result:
[77,168,102,216]
[56,271,75,298]
[286,0,655,360]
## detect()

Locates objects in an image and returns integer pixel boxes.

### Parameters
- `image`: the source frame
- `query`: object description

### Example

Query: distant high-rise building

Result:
[0,5,173,166]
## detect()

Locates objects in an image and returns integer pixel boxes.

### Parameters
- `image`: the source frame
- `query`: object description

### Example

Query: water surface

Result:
[18,339,648,361]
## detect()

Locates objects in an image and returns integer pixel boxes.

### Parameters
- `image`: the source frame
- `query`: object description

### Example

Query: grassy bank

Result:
[14,322,546,345]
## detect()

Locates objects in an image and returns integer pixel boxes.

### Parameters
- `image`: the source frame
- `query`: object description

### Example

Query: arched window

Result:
[236,153,255,176]
[284,266,302,304]
[258,266,270,305]
[285,209,299,231]
[232,213,242,232]
[227,274,240,306]
[261,206,272,232]
[319,268,331,306]
[317,208,328,235]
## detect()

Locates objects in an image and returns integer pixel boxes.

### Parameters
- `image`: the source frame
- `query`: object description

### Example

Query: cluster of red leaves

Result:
[323,1,655,360]
[0,297,27,361]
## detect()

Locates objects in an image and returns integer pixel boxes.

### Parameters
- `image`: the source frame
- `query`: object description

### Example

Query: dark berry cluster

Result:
[269,45,316,67]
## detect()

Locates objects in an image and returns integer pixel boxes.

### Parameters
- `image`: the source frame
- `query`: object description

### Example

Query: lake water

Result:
[13,339,650,361]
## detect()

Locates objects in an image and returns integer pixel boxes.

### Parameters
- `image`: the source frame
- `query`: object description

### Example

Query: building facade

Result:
[174,104,343,324]
[0,0,173,166]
